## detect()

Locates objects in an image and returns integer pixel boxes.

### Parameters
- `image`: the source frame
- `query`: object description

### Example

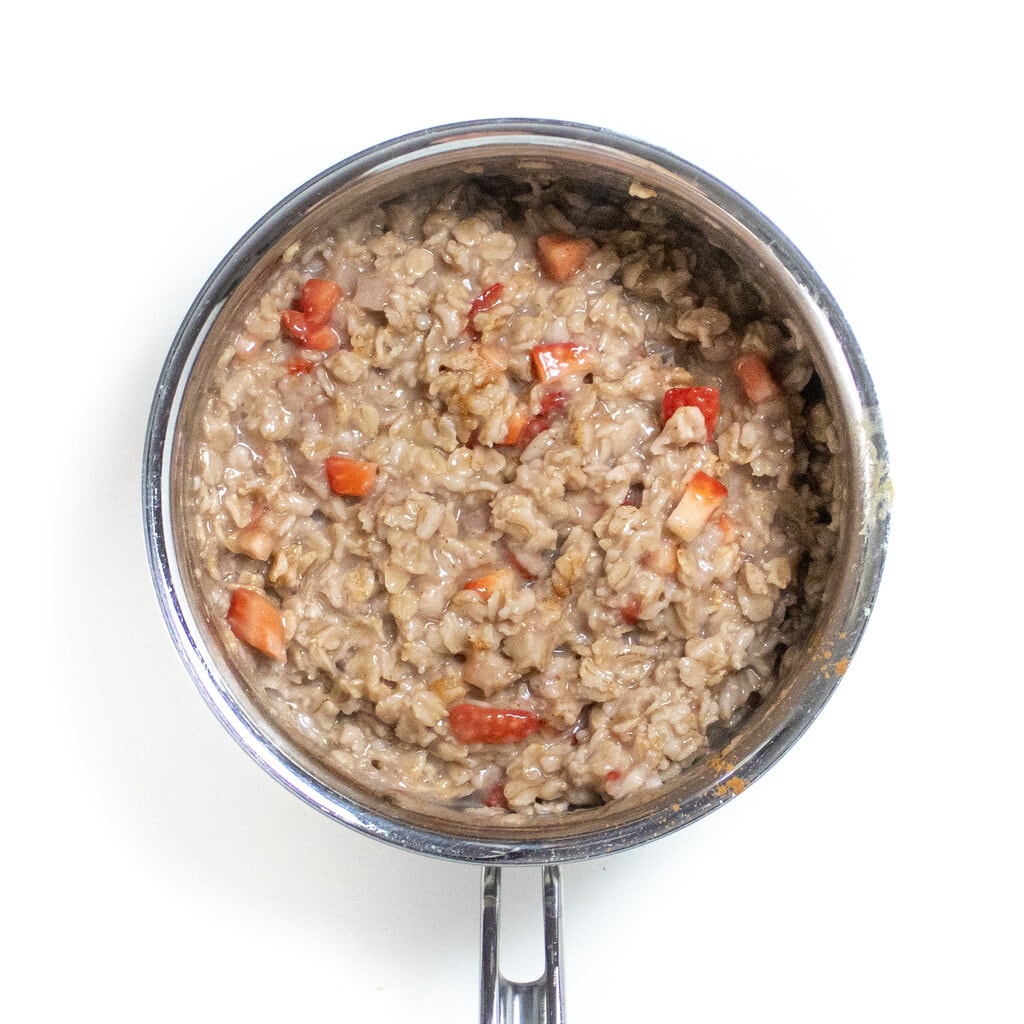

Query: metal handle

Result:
[480,865,566,1024]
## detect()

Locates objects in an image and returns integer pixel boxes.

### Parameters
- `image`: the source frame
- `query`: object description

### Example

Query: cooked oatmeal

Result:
[188,176,838,816]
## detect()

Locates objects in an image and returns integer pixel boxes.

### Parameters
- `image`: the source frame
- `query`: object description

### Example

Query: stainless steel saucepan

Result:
[143,119,890,1024]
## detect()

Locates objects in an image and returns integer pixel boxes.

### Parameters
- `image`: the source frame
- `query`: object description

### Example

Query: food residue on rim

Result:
[714,777,747,798]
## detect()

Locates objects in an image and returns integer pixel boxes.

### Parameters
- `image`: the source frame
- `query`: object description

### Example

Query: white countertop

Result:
[5,3,1019,1021]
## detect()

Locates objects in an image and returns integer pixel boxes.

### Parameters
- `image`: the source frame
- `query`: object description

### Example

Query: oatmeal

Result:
[187,176,838,816]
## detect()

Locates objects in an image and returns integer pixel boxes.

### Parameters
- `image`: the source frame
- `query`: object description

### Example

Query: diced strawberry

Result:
[448,703,541,745]
[508,388,571,447]
[483,783,509,808]
[235,508,277,562]
[467,282,504,324]
[666,470,729,542]
[465,284,504,341]
[282,280,342,343]
[605,770,622,783]
[325,456,378,497]
[280,308,311,342]
[539,390,569,416]
[734,353,782,404]
[285,355,316,375]
[300,278,342,329]
[302,325,341,351]
[662,385,720,441]
[461,568,515,600]
[516,415,550,447]
[226,588,286,662]
[503,404,529,445]
[530,342,591,383]
[237,524,276,562]
[537,233,597,282]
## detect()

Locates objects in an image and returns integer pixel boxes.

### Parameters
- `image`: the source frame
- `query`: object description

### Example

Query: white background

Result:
[4,3,1020,1021]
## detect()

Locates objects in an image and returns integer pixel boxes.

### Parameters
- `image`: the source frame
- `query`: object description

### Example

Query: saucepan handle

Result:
[479,865,566,1024]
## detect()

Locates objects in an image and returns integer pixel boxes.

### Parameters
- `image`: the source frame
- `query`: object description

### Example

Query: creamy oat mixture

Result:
[188,177,838,816]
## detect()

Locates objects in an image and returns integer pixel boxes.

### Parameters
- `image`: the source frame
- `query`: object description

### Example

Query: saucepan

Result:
[142,119,890,1023]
